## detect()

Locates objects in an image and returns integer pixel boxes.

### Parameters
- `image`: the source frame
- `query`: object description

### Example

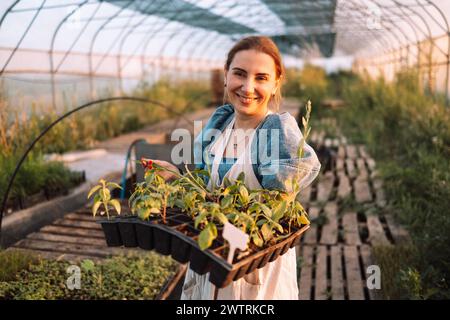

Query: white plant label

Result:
[223,222,249,264]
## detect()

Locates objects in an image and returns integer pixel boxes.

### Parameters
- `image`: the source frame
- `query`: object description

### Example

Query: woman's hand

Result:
[142,158,180,181]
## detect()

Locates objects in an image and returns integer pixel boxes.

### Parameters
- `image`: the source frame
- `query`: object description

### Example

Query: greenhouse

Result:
[0,0,449,302]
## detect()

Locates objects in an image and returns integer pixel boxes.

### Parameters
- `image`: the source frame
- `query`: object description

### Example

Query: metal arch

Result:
[389,1,435,88]
[391,0,434,49]
[370,0,421,50]
[98,3,160,78]
[345,0,410,52]
[87,0,135,99]
[3,0,449,101]
[423,0,450,104]
[114,0,202,80]
[0,0,20,30]
[168,0,235,76]
[190,30,221,63]
[368,0,430,68]
[10,2,102,14]
[207,36,234,68]
[131,3,208,75]
[101,1,167,88]
[154,25,195,80]
[421,0,449,33]
[198,33,228,67]
[172,29,210,77]
[335,0,420,57]
[91,2,145,74]
[49,0,90,109]
[368,0,417,67]
[194,0,284,65]
[194,31,227,67]
[0,0,47,75]
[169,0,235,73]
[259,0,336,53]
[343,0,420,68]
[54,2,103,73]
[167,1,278,74]
[336,0,422,64]
[329,2,396,57]
[119,2,176,87]
[141,19,203,82]
[186,30,221,75]
[395,0,448,58]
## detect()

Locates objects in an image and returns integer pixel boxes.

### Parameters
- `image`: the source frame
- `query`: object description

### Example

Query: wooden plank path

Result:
[296,129,410,300]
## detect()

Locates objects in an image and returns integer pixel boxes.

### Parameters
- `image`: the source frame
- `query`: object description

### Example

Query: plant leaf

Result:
[272,200,287,221]
[251,232,263,247]
[198,227,214,250]
[92,201,101,217]
[261,223,273,242]
[299,214,310,225]
[101,187,111,202]
[80,259,95,272]
[109,199,121,215]
[87,185,101,199]
[220,195,233,208]
[106,182,123,190]
[239,185,249,204]
[259,203,272,217]
[215,211,228,225]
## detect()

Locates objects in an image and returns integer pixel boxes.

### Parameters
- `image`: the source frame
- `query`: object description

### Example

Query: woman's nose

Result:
[240,78,255,94]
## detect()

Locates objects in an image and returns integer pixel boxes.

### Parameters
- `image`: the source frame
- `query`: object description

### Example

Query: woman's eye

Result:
[256,76,268,81]
[234,71,244,77]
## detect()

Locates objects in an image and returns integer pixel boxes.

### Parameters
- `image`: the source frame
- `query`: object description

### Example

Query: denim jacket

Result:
[193,104,321,192]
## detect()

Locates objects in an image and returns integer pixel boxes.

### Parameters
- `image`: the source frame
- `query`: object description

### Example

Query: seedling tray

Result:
[98,210,309,288]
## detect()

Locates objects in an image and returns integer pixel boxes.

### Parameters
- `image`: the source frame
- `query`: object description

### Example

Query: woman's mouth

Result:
[235,92,259,105]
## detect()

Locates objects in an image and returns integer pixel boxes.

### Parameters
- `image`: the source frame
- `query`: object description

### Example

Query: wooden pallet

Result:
[298,134,410,300]
[10,208,136,262]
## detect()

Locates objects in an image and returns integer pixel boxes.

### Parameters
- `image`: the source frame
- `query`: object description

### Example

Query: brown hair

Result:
[224,36,285,111]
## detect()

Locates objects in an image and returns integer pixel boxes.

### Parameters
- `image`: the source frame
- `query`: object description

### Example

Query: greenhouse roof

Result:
[104,0,257,35]
[104,0,337,57]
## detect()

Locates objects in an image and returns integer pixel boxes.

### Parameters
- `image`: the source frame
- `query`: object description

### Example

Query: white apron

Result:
[181,113,299,300]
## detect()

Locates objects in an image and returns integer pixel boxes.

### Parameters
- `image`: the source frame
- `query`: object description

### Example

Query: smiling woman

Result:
[175,36,321,300]
[145,36,321,300]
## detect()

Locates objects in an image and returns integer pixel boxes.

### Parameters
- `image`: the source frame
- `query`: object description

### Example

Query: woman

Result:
[151,36,321,300]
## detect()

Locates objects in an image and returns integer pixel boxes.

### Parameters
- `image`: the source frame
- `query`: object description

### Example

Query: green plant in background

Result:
[0,250,39,282]
[0,251,177,300]
[284,65,329,113]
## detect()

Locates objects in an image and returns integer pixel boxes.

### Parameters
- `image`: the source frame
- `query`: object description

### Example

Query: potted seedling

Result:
[88,179,137,247]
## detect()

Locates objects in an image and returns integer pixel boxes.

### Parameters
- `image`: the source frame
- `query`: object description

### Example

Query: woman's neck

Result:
[234,111,268,130]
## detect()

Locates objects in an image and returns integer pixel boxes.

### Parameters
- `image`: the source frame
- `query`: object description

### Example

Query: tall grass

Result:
[284,64,329,113]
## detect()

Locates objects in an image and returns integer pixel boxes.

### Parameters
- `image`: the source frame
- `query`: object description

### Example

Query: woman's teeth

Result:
[236,93,258,104]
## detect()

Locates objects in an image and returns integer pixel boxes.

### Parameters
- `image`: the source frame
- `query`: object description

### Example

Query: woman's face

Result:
[225,49,279,118]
